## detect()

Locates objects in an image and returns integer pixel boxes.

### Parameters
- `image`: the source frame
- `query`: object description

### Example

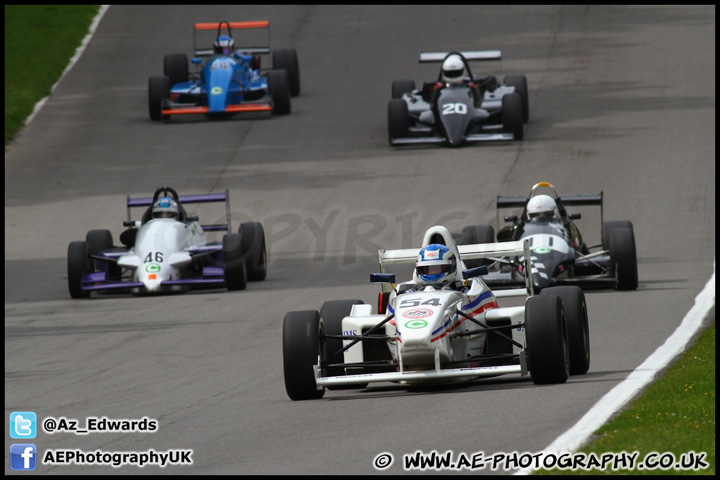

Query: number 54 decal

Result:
[400,297,441,307]
[441,103,468,115]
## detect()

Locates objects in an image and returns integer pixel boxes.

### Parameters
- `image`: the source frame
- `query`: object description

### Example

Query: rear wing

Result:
[419,50,502,63]
[126,189,232,232]
[378,239,534,296]
[193,21,270,57]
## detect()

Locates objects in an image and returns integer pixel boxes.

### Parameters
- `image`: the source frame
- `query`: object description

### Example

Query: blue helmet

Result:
[416,244,457,286]
[214,35,234,55]
[152,197,179,219]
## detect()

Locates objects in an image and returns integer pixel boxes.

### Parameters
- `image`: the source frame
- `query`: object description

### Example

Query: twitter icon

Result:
[10,412,37,439]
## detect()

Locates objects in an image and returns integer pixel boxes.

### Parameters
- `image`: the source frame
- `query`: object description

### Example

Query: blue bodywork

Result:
[171,53,270,113]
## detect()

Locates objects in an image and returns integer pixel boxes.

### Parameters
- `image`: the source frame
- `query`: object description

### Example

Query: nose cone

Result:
[138,264,164,292]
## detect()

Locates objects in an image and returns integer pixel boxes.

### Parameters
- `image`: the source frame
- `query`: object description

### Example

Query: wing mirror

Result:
[462,266,488,279]
[370,273,396,284]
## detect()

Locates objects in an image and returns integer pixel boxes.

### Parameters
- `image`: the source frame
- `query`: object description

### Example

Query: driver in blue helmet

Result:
[152,197,179,219]
[415,244,458,288]
[213,35,234,55]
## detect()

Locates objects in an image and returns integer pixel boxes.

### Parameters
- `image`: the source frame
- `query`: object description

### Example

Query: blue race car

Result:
[148,21,300,120]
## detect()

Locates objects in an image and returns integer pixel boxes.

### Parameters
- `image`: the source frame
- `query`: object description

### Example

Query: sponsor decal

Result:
[534,246,552,254]
[145,263,161,273]
[404,319,428,329]
[402,308,433,319]
[211,86,223,95]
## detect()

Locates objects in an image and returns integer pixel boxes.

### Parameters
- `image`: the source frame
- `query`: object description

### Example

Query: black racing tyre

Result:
[163,53,189,87]
[272,48,300,96]
[502,92,524,140]
[392,79,416,99]
[283,310,325,400]
[602,220,634,251]
[503,74,529,123]
[461,225,496,268]
[148,75,170,121]
[239,222,267,282]
[86,229,121,279]
[268,69,291,115]
[525,295,569,384]
[320,299,365,385]
[388,98,410,144]
[540,286,589,375]
[222,233,247,291]
[610,227,638,290]
[68,241,91,299]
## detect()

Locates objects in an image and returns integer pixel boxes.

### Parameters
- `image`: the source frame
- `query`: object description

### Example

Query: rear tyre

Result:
[525,295,569,384]
[320,299,365,387]
[391,79,416,99]
[222,233,247,291]
[239,222,267,282]
[540,286,589,375]
[68,241,91,299]
[283,310,325,400]
[602,220,634,251]
[388,98,410,144]
[502,92,524,140]
[503,74,529,123]
[461,225,495,268]
[163,53,188,87]
[268,69,291,115]
[610,227,638,290]
[148,75,170,121]
[272,48,300,96]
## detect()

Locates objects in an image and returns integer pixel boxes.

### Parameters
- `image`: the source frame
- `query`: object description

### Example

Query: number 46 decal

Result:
[441,103,467,115]
[144,252,164,263]
[400,297,441,307]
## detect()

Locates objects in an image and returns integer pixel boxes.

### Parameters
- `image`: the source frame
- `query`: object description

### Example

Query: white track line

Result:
[24,5,111,126]
[515,261,716,474]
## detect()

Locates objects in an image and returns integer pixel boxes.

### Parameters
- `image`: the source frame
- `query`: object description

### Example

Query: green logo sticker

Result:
[211,86,223,95]
[534,246,552,254]
[404,319,428,329]
[145,263,161,273]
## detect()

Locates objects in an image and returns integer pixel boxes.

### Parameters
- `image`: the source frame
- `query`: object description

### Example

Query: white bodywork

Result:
[314,225,534,388]
[117,218,206,293]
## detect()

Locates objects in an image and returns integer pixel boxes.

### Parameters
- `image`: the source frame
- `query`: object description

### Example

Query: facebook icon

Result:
[10,444,37,471]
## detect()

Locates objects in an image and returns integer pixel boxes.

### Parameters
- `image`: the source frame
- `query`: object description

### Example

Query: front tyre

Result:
[68,241,91,299]
[283,310,325,400]
[268,69,291,115]
[503,74,529,123]
[223,233,247,291]
[540,286,589,375]
[239,222,267,282]
[148,75,170,121]
[388,98,410,144]
[502,92,524,140]
[610,227,638,290]
[525,295,569,384]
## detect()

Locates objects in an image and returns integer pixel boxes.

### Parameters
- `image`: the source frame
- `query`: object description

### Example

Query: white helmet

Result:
[415,244,457,286]
[527,195,559,220]
[441,54,465,84]
[152,197,179,219]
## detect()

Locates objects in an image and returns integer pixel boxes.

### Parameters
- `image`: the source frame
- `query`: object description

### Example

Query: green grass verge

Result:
[537,321,715,475]
[5,5,100,142]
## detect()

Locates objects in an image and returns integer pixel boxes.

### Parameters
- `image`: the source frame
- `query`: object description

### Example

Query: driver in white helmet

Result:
[526,195,559,221]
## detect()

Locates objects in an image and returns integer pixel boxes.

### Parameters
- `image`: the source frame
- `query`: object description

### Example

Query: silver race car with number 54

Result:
[282,225,590,401]
[67,186,267,298]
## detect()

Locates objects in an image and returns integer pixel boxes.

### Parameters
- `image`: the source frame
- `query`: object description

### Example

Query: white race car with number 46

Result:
[282,225,590,400]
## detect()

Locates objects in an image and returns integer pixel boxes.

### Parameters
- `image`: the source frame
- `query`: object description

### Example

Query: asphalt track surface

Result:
[5,5,715,475]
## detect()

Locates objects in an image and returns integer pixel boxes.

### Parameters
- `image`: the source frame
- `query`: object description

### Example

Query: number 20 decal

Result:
[441,103,467,115]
